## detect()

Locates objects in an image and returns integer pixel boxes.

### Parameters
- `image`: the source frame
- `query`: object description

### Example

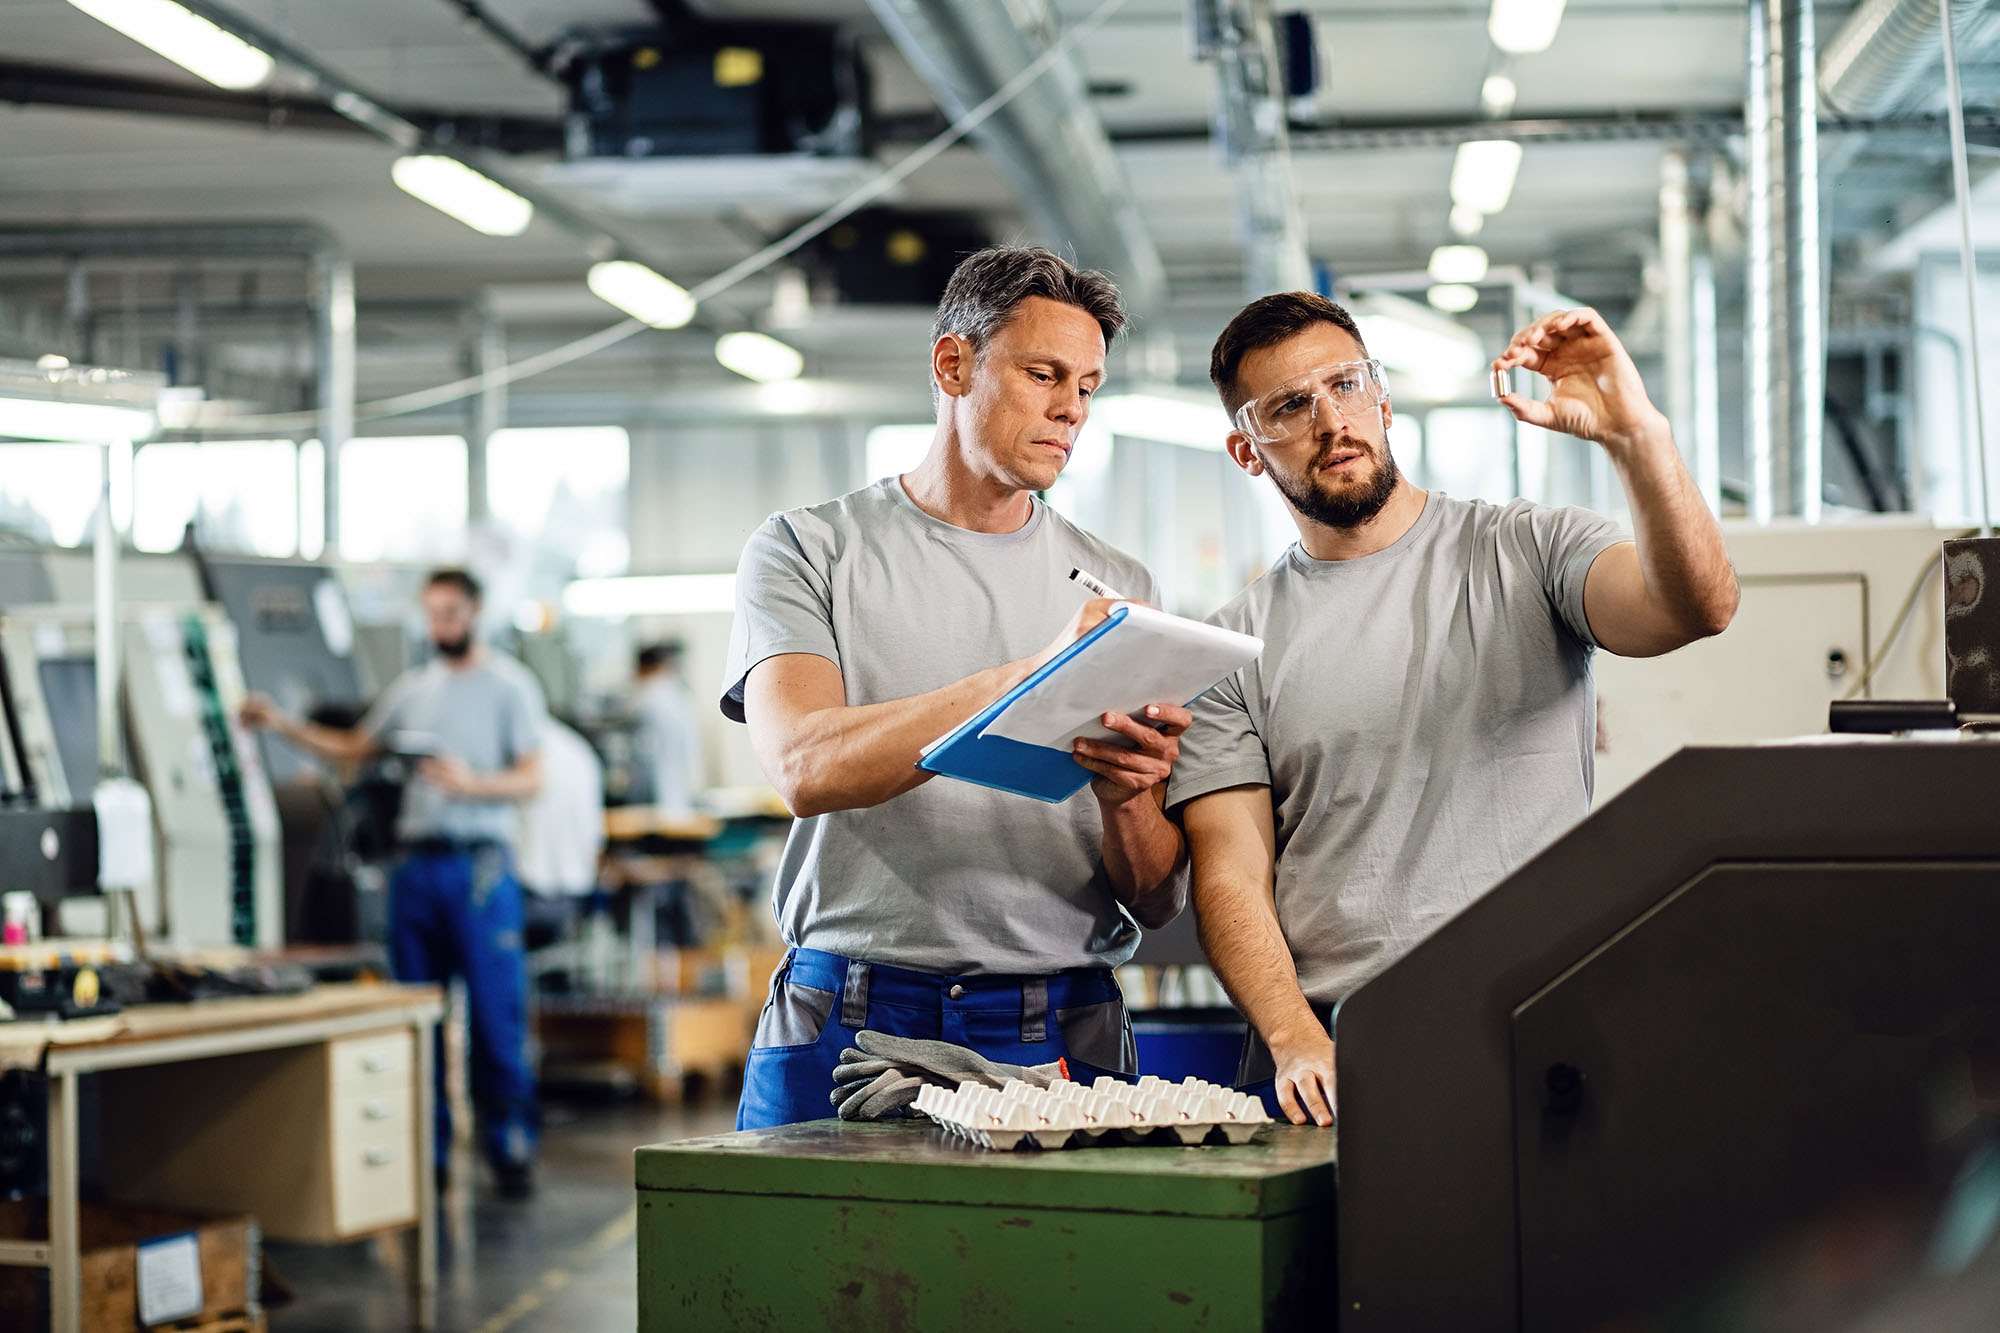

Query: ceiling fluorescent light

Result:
[1450,139,1524,214]
[1092,392,1234,451]
[0,396,157,443]
[1449,204,1486,238]
[1428,244,1490,284]
[716,332,803,383]
[391,155,534,237]
[587,261,697,329]
[1426,284,1480,314]
[1488,0,1567,54]
[1480,73,1518,117]
[66,0,274,90]
[562,573,737,618]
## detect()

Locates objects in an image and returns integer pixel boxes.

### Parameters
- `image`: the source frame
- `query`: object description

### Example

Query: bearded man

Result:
[1167,294,1738,1125]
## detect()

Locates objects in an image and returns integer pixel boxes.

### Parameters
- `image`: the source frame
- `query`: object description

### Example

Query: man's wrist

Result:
[1602,409,1675,461]
[1266,1015,1331,1057]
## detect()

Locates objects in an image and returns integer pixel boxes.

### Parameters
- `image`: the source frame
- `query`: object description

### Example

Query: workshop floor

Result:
[265,1090,738,1333]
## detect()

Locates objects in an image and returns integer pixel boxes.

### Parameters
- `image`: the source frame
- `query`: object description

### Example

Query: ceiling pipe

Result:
[1819,0,1998,116]
[1192,0,1312,296]
[861,0,1167,316]
[1746,0,1822,523]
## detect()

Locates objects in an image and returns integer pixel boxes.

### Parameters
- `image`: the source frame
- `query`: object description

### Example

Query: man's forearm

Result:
[767,656,1038,817]
[1194,874,1321,1052]
[1099,795,1187,929]
[1613,424,1739,637]
[271,715,375,766]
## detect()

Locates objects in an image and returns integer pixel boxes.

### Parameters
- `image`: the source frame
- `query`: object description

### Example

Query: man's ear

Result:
[933,334,972,399]
[1224,430,1265,478]
[1380,397,1394,434]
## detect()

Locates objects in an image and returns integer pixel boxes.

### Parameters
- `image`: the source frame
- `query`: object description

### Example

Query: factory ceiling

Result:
[0,0,1994,420]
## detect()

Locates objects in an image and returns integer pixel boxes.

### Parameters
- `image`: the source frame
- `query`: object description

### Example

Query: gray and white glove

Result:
[827,1030,1068,1121]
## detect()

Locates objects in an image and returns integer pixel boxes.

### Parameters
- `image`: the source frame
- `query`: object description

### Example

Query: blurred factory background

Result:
[1,0,1998,1329]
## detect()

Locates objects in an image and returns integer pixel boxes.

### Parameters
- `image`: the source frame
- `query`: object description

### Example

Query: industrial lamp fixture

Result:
[587,261,698,329]
[65,0,274,90]
[391,156,534,237]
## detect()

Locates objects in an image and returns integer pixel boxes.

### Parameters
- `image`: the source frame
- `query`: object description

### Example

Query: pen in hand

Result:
[1068,566,1128,601]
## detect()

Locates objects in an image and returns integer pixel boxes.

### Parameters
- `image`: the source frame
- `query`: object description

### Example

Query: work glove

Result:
[827,1030,1070,1121]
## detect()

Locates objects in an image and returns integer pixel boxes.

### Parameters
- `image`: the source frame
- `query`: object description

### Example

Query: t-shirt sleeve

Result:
[1164,665,1271,816]
[501,669,548,766]
[1521,504,1628,649]
[720,513,839,723]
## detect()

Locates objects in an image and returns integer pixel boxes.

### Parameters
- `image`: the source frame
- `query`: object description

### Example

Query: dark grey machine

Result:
[1335,738,2000,1330]
[193,554,366,785]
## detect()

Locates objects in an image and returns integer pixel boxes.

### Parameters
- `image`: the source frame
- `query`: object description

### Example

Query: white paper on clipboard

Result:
[980,604,1262,750]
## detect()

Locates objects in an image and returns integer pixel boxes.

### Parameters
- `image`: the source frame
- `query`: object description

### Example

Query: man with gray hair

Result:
[722,246,1191,1127]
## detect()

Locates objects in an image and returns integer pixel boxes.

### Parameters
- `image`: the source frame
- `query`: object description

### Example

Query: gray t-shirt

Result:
[722,476,1161,976]
[363,652,547,844]
[1166,492,1625,1006]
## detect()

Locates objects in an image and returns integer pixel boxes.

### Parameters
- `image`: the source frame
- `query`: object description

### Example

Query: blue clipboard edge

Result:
[916,604,1134,798]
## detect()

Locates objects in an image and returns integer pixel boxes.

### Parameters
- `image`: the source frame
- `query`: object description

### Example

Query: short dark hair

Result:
[424,568,482,604]
[932,246,1126,363]
[1209,291,1369,416]
[636,640,684,673]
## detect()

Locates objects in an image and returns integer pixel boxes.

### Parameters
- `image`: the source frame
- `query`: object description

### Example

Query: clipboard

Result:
[918,604,1263,803]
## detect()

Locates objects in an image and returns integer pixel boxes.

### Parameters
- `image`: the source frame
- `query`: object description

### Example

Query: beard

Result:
[434,633,474,660]
[1268,437,1402,530]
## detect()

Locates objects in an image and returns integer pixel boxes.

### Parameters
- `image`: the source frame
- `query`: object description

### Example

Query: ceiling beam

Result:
[0,59,566,151]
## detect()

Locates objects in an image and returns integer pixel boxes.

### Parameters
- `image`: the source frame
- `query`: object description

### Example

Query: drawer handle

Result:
[364,1146,396,1167]
[361,1053,390,1073]
[362,1099,393,1121]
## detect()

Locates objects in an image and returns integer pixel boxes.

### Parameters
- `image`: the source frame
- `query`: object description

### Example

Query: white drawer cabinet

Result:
[102,1027,423,1242]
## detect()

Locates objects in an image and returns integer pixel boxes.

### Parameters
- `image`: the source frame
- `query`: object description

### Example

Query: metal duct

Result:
[1819,0,1995,115]
[0,224,354,551]
[862,0,1167,314]
[1193,0,1312,296]
[1746,0,1822,522]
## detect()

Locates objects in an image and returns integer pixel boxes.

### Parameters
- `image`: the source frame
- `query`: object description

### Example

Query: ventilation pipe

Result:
[1192,0,1313,296]
[862,0,1167,315]
[1820,0,1994,115]
[1745,0,1822,522]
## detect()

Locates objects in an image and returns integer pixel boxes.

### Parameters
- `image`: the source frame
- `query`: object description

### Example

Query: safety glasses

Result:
[1233,358,1388,445]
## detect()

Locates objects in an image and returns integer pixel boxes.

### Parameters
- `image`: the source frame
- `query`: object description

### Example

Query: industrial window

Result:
[0,444,104,547]
[487,426,630,579]
[864,424,932,482]
[338,435,468,563]
[132,440,300,557]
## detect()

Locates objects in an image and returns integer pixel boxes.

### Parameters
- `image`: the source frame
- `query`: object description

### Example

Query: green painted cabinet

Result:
[636,1120,1337,1331]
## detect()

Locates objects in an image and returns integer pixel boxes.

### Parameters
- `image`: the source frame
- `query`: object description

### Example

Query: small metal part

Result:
[1491,365,1513,398]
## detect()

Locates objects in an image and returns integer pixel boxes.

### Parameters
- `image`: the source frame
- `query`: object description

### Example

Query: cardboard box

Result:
[0,1201,260,1331]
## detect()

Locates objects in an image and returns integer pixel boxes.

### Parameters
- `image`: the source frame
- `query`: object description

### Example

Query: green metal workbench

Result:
[635,1119,1337,1332]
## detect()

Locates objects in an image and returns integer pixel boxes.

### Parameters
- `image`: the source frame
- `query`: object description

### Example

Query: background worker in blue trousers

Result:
[242,567,547,1197]
[721,246,1194,1129]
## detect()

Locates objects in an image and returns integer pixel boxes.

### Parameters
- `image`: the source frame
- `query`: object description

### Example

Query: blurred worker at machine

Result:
[1171,298,1738,1126]
[722,246,1192,1128]
[631,639,703,817]
[241,568,547,1197]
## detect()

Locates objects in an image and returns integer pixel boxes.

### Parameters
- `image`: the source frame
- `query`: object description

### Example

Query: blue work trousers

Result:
[737,947,1139,1130]
[389,844,538,1169]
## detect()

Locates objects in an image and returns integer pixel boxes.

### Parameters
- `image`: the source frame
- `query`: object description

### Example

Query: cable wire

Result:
[208,0,1132,435]
[1838,529,1978,702]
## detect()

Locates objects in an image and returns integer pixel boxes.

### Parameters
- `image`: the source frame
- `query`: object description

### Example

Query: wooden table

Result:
[0,981,444,1333]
